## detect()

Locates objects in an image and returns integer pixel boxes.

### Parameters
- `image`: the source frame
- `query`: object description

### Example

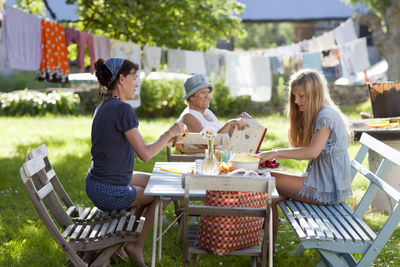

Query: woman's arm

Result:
[181,113,203,133]
[125,122,187,162]
[260,126,331,162]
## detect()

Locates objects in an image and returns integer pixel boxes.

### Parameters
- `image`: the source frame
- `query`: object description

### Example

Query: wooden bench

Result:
[279,133,400,266]
[20,147,146,266]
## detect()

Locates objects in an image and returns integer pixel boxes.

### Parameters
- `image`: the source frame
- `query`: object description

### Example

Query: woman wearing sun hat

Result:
[179,74,250,135]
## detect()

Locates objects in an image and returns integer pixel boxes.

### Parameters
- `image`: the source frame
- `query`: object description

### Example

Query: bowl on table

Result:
[230,153,260,170]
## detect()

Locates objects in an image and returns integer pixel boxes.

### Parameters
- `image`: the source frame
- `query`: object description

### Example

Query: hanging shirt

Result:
[2,4,41,71]
[204,53,221,75]
[93,35,111,60]
[111,40,142,108]
[184,50,206,75]
[143,45,162,74]
[168,49,185,73]
[37,20,70,83]
[334,18,358,45]
[303,52,323,73]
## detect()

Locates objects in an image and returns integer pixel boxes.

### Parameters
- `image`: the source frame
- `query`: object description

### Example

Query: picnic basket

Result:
[196,190,267,255]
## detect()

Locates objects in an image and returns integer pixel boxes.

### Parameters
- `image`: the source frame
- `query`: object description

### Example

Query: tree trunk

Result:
[353,1,400,81]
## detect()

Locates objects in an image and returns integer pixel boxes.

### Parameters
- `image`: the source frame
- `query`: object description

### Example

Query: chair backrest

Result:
[167,133,229,162]
[349,133,400,266]
[183,174,274,196]
[181,174,275,266]
[26,144,75,209]
[350,133,400,217]
[20,156,75,234]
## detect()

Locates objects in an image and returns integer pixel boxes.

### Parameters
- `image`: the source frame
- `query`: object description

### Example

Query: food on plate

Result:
[230,152,260,170]
[220,161,234,174]
[259,159,280,169]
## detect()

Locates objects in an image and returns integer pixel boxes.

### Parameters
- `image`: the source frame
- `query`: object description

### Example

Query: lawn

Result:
[0,101,399,266]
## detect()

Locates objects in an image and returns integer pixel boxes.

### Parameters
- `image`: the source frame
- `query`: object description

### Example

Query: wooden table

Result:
[144,161,206,267]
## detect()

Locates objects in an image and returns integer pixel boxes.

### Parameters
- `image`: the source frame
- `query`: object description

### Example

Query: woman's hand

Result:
[167,122,188,143]
[238,112,251,119]
[258,150,277,163]
[227,118,249,130]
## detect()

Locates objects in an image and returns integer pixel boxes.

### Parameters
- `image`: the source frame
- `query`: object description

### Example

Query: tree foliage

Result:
[342,0,400,80]
[236,22,294,50]
[13,0,246,52]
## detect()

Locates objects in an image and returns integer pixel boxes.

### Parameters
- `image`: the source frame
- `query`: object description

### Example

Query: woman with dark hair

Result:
[86,58,187,266]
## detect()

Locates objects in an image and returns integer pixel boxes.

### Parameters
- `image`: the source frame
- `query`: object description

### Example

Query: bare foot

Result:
[124,242,147,267]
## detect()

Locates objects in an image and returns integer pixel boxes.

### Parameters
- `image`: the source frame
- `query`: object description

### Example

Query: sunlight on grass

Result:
[1,102,399,266]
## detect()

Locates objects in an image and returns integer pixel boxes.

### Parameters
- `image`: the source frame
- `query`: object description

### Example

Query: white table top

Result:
[143,161,206,198]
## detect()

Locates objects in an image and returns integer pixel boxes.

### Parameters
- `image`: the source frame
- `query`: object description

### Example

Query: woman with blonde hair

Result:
[259,69,351,246]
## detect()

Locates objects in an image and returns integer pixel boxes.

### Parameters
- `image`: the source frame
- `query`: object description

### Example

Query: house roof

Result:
[237,0,360,22]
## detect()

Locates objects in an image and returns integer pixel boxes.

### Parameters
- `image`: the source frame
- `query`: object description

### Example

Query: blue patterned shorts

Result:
[86,177,137,212]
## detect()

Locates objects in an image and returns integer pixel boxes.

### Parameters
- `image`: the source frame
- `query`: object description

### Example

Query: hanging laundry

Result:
[93,35,111,60]
[321,48,340,68]
[249,55,272,102]
[203,53,221,75]
[78,32,95,73]
[334,18,358,45]
[225,53,272,102]
[302,52,322,72]
[269,56,283,75]
[111,40,141,68]
[317,31,336,50]
[352,37,370,72]
[338,42,356,81]
[65,27,95,73]
[308,37,321,53]
[111,39,142,108]
[2,4,41,71]
[184,50,206,75]
[37,20,70,83]
[167,49,185,73]
[143,45,162,74]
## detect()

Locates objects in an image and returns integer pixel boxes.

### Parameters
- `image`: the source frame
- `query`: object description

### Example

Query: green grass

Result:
[0,101,399,266]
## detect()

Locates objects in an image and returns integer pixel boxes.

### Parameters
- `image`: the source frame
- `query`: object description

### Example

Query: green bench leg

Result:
[318,249,348,267]
[294,244,305,254]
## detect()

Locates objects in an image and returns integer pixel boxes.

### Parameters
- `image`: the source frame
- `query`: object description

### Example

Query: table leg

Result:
[158,199,163,261]
[269,205,273,266]
[151,199,161,267]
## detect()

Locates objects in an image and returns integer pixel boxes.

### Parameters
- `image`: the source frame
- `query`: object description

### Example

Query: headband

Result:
[104,58,124,87]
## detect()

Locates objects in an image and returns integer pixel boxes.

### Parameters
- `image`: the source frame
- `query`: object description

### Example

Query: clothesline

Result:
[1,4,372,105]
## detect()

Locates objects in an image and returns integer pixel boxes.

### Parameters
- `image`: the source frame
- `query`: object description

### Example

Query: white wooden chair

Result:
[182,174,276,267]
[20,148,146,266]
[26,144,133,223]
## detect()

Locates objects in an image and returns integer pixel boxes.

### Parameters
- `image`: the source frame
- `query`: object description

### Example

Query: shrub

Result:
[136,78,187,118]
[0,90,81,116]
[137,77,256,118]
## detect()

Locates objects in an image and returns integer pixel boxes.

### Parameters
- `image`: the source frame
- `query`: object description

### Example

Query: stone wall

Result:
[328,83,370,106]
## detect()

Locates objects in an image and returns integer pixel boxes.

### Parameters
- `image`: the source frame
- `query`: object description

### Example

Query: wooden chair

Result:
[26,144,132,222]
[20,151,146,266]
[166,133,229,162]
[279,133,400,266]
[182,174,276,267]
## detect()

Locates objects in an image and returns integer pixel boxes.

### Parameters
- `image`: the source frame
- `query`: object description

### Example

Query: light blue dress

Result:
[298,106,352,204]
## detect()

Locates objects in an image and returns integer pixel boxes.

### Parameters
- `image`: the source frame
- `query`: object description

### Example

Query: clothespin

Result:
[363,69,370,83]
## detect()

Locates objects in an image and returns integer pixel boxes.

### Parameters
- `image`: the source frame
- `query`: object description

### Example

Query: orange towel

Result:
[37,19,70,83]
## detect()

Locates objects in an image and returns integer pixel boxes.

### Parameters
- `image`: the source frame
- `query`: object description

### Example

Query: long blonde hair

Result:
[287,69,347,147]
